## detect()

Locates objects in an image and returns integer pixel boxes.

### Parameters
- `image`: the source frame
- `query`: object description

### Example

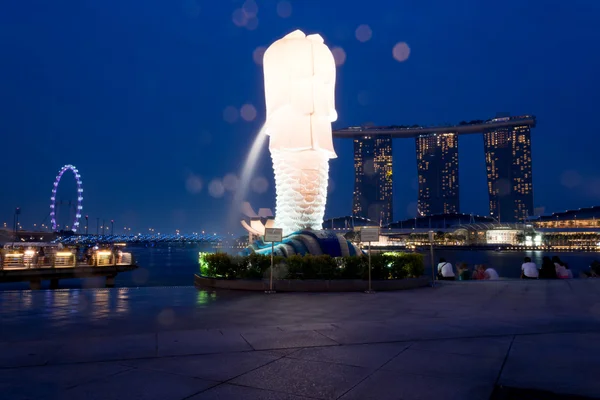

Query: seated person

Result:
[472,265,486,280]
[521,257,539,279]
[457,262,471,280]
[583,260,600,278]
[483,265,499,280]
[539,256,557,279]
[556,262,571,279]
[437,258,455,280]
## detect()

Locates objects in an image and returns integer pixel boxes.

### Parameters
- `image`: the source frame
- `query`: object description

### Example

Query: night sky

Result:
[1,0,599,234]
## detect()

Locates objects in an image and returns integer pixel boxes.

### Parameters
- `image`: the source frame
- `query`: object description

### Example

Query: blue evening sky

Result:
[1,0,599,233]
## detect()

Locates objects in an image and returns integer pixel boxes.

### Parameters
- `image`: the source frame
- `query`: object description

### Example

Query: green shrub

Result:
[202,252,237,279]
[199,252,211,276]
[314,255,339,279]
[238,253,272,279]
[338,256,366,279]
[383,252,425,278]
[388,254,409,280]
[199,251,423,280]
[402,253,425,277]
[285,255,306,279]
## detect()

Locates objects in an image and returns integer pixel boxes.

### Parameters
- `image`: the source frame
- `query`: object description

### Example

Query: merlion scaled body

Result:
[263,30,337,236]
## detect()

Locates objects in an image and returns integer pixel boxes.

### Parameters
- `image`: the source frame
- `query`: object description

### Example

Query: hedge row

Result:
[199,252,424,280]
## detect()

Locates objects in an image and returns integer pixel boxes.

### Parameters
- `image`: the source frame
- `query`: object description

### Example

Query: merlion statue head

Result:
[262,30,337,155]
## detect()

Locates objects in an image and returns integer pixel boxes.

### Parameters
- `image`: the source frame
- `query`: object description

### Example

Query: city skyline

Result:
[347,115,535,225]
[1,1,599,232]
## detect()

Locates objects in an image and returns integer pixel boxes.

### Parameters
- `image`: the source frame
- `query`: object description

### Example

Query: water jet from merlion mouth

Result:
[229,124,268,229]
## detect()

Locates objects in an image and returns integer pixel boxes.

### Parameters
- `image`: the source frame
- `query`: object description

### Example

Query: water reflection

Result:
[116,288,130,315]
[196,290,217,306]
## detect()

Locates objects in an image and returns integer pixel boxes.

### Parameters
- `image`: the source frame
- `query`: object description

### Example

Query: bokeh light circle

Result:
[251,176,269,194]
[331,47,346,66]
[208,179,225,198]
[223,106,239,123]
[240,104,257,121]
[223,173,240,192]
[392,42,411,62]
[276,1,292,18]
[253,46,267,65]
[355,24,372,42]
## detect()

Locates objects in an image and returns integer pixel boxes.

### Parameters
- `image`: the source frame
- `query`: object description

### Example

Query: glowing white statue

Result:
[263,30,337,235]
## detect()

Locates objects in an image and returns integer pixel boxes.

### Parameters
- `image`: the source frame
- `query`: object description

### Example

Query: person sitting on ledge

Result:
[437,258,455,281]
[552,256,563,272]
[539,256,557,279]
[521,257,539,279]
[472,264,485,280]
[582,260,600,278]
[556,261,572,279]
[457,262,471,280]
[481,265,499,280]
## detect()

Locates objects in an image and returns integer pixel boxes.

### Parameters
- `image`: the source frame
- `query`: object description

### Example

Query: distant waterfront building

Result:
[483,116,535,222]
[415,133,459,216]
[341,115,536,223]
[352,135,393,226]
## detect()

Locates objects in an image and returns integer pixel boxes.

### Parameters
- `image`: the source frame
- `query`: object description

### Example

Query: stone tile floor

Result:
[2,279,600,399]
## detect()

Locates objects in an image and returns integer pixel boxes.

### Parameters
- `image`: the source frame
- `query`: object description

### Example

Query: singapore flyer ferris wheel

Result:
[50,164,83,232]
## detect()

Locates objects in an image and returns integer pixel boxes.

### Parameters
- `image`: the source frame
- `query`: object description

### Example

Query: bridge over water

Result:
[54,233,226,245]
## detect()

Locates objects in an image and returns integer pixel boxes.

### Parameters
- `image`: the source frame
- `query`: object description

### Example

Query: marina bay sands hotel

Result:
[333,114,536,225]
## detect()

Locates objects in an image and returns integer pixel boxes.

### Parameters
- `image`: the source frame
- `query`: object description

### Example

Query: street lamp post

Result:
[96,217,99,235]
[85,215,89,235]
[13,207,21,243]
[429,230,435,287]
[111,220,114,235]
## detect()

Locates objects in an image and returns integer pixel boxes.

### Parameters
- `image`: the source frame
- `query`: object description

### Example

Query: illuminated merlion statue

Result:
[263,30,337,236]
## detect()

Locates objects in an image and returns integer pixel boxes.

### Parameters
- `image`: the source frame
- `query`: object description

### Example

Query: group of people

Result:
[437,258,500,281]
[520,256,574,279]
[437,255,600,281]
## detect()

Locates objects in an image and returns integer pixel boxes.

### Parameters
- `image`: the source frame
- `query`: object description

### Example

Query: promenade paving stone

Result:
[408,335,513,358]
[0,339,59,367]
[63,368,218,400]
[499,333,600,398]
[50,333,157,364]
[3,280,600,399]
[157,329,252,357]
[231,357,373,399]
[121,351,281,381]
[287,342,411,369]
[382,347,504,383]
[0,362,131,399]
[241,328,339,350]
[190,384,313,399]
[339,370,493,400]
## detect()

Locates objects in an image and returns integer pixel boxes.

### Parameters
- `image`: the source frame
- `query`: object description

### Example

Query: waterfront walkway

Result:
[2,280,600,399]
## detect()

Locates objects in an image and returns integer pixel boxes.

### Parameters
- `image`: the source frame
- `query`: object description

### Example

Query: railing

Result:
[117,252,133,265]
[54,252,76,268]
[0,251,134,270]
[2,254,24,269]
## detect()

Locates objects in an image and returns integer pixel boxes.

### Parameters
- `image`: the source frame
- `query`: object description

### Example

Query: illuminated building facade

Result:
[352,135,393,226]
[483,117,534,222]
[415,133,459,216]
